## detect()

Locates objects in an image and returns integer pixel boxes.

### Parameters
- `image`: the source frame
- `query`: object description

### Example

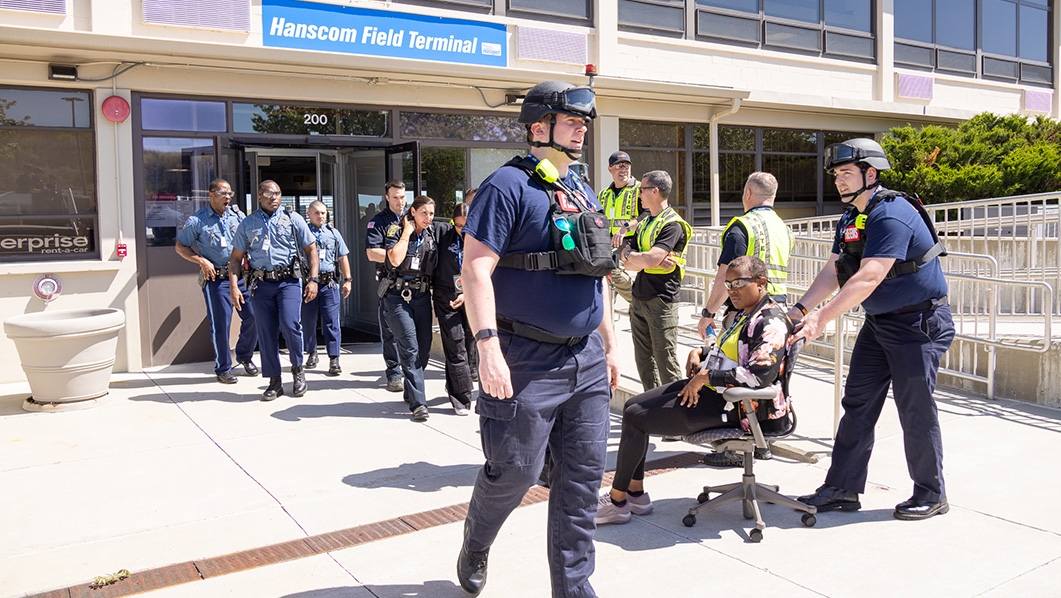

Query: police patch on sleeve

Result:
[386,223,400,237]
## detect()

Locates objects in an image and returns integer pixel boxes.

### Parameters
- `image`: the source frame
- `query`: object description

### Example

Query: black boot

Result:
[327,356,341,376]
[261,376,283,402]
[457,545,489,596]
[292,366,307,397]
[305,352,318,369]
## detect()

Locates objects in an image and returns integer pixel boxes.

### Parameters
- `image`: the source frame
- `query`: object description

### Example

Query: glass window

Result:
[233,104,388,137]
[625,149,685,209]
[619,121,683,148]
[824,0,870,32]
[400,112,524,142]
[0,87,98,262]
[508,0,590,21]
[141,98,226,132]
[619,0,686,34]
[763,129,817,152]
[936,0,975,50]
[697,0,757,12]
[894,0,932,42]
[715,152,755,203]
[763,154,817,202]
[719,126,755,151]
[421,147,466,219]
[764,0,818,23]
[983,0,1018,57]
[470,148,517,190]
[693,125,710,150]
[141,138,215,247]
[1019,4,1048,61]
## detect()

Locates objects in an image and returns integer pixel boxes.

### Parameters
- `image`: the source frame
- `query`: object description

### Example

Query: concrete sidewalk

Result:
[3,309,1061,598]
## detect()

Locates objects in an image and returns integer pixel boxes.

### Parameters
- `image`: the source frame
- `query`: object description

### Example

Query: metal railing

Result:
[682,193,1057,425]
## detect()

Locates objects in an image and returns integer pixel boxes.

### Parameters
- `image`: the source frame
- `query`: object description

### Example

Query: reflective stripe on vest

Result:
[599,181,640,236]
[721,207,793,296]
[636,206,693,277]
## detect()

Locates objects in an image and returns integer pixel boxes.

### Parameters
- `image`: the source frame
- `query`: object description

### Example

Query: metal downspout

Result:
[709,98,741,227]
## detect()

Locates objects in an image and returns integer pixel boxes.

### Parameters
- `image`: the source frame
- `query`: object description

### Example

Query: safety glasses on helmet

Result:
[543,86,596,119]
[824,143,864,168]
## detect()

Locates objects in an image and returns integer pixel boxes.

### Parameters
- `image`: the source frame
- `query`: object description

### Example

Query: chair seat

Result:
[683,427,743,445]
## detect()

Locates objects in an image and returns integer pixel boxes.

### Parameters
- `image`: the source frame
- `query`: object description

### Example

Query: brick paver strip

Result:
[26,451,704,598]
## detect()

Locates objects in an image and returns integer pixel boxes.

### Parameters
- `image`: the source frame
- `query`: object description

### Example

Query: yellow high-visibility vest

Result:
[636,206,692,277]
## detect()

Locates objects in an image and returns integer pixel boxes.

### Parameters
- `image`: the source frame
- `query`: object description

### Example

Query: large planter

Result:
[4,308,125,412]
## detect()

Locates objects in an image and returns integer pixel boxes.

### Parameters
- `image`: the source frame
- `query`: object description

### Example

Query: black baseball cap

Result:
[609,151,632,166]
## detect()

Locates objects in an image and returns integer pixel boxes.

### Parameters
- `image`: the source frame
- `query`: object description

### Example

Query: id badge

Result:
[706,347,724,371]
[453,274,462,292]
[261,236,272,252]
[410,256,420,270]
[219,235,227,248]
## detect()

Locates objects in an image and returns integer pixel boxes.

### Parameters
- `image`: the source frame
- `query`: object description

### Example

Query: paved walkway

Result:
[3,308,1061,598]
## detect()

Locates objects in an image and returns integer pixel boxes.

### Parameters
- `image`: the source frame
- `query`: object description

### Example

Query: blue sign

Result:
[263,0,507,67]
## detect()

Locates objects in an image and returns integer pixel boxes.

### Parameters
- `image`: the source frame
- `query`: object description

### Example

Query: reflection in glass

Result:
[0,88,91,128]
[824,0,870,32]
[625,149,685,206]
[619,121,683,148]
[716,152,755,203]
[936,0,975,50]
[983,0,1017,57]
[233,104,388,137]
[763,154,817,202]
[1019,5,1048,61]
[421,147,466,219]
[697,0,757,13]
[401,112,523,142]
[894,0,932,42]
[693,125,710,150]
[719,126,755,151]
[764,0,818,23]
[763,129,816,153]
[141,98,226,132]
[141,137,216,246]
[470,148,517,193]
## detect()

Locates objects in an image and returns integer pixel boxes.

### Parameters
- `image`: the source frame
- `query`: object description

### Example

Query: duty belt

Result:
[883,295,948,316]
[213,265,231,279]
[253,266,295,282]
[497,317,584,347]
[319,271,336,286]
[392,277,429,302]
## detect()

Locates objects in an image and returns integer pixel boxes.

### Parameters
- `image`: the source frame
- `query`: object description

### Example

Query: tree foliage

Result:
[880,113,1061,203]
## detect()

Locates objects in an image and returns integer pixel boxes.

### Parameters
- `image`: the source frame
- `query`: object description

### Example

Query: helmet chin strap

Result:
[530,115,583,161]
[839,167,880,203]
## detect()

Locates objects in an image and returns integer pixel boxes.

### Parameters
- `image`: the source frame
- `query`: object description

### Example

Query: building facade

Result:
[0,0,1056,381]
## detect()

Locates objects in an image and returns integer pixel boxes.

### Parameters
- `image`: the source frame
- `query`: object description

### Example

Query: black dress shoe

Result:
[238,361,259,376]
[456,545,489,596]
[216,371,238,384]
[327,357,341,376]
[262,376,283,402]
[797,484,861,512]
[292,366,307,397]
[894,497,949,520]
[305,352,319,369]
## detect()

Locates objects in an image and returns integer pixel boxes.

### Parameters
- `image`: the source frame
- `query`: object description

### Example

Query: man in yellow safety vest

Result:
[599,151,645,304]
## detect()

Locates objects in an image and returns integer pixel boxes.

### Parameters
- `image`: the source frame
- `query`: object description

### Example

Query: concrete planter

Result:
[4,308,125,412]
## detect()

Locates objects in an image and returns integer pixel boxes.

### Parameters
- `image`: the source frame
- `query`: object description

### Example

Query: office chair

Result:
[681,339,816,542]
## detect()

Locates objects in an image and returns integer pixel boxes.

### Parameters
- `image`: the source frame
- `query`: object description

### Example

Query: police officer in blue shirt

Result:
[228,180,319,401]
[366,180,406,393]
[302,200,352,376]
[791,138,955,521]
[457,81,621,598]
[175,178,259,384]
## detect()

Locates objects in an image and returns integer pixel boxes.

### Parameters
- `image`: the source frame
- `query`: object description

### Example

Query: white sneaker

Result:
[450,396,470,416]
[626,491,654,515]
[595,494,632,525]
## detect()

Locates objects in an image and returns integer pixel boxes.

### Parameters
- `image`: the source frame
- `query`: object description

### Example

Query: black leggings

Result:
[612,378,729,493]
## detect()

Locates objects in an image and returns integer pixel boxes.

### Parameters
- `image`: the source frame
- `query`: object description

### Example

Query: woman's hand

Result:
[685,347,703,378]
[677,372,709,407]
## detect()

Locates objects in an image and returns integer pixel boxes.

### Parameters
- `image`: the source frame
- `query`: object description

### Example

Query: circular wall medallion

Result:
[33,274,63,302]
[101,95,130,123]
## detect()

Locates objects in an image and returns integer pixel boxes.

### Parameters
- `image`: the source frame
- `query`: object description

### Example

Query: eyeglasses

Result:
[640,186,657,192]
[260,191,281,198]
[553,217,576,250]
[212,190,234,198]
[543,86,597,119]
[724,277,761,290]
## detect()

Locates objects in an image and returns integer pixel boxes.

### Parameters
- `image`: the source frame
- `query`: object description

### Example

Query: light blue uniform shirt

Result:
[176,205,244,268]
[309,223,350,274]
[232,208,315,271]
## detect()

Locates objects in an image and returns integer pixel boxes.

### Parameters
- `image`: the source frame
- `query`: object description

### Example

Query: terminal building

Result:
[0,0,1056,381]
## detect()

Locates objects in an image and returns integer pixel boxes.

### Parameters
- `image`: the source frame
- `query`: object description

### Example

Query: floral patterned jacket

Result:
[706,297,794,427]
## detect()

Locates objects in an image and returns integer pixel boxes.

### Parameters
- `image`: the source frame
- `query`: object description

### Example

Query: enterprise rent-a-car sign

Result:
[263,0,507,67]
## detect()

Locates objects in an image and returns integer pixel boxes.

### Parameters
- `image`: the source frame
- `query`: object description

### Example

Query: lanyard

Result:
[718,308,752,348]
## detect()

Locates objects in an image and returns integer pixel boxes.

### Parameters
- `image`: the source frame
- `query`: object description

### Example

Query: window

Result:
[141,138,215,247]
[0,87,98,262]
[696,0,874,61]
[400,112,524,143]
[141,98,226,132]
[508,0,591,25]
[619,0,686,37]
[894,0,1052,86]
[233,103,388,137]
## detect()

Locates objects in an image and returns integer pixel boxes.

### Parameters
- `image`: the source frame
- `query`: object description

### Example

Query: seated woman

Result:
[596,255,793,525]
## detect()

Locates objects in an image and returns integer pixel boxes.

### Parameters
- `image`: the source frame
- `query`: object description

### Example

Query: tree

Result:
[880,113,1061,203]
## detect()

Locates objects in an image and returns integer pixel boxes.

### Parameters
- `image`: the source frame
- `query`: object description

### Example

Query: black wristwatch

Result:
[307,276,320,283]
[701,308,713,318]
[475,328,499,342]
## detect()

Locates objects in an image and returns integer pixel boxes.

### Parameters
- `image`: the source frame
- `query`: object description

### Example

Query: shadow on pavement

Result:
[342,460,479,491]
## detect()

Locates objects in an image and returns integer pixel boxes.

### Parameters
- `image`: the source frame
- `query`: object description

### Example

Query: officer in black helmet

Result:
[790,137,955,521]
[456,80,619,597]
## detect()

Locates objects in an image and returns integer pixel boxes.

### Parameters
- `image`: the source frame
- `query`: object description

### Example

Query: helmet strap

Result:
[839,165,879,203]
[530,114,583,161]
